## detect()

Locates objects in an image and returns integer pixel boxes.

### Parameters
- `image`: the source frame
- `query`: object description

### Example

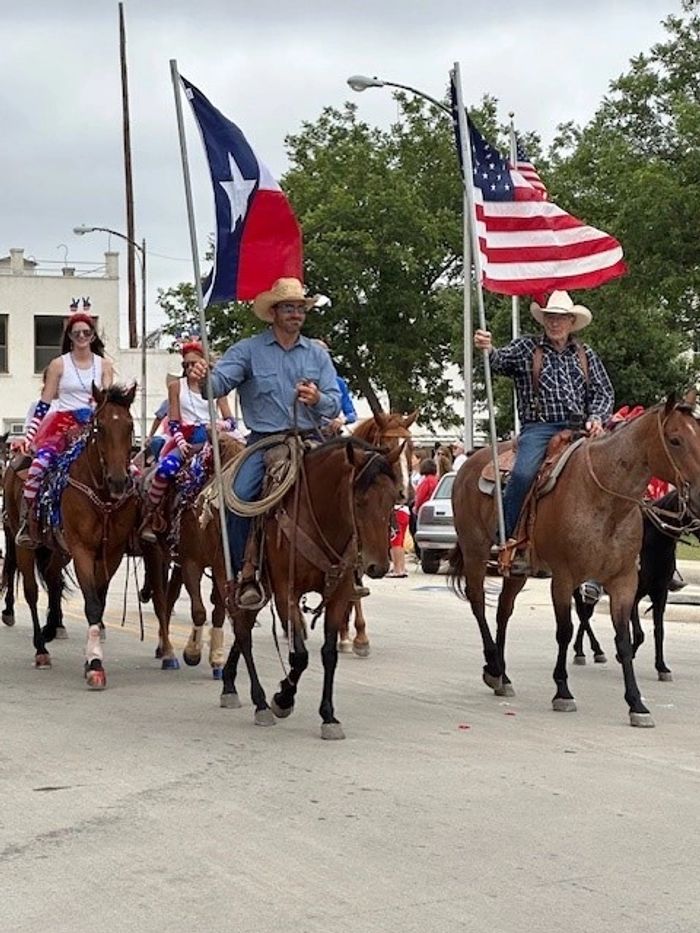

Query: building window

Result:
[0,314,7,372]
[34,316,65,373]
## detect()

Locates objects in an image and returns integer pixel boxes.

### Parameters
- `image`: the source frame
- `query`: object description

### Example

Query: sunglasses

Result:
[275,303,307,314]
[71,329,93,338]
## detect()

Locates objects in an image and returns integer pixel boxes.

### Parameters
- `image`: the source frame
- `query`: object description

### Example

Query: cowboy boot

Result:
[15,497,40,550]
[139,498,167,543]
[350,572,370,601]
[235,561,267,610]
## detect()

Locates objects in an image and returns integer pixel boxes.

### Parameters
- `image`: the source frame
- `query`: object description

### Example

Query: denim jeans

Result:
[226,446,266,574]
[503,421,567,538]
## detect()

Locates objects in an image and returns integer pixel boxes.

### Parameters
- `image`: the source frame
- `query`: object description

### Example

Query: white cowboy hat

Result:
[530,290,592,332]
[252,277,318,323]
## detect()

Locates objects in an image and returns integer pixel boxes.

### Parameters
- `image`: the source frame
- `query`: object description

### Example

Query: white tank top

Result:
[178,377,209,424]
[56,352,104,412]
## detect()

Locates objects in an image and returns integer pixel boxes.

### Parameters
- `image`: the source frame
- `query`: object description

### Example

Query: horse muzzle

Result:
[365,563,388,579]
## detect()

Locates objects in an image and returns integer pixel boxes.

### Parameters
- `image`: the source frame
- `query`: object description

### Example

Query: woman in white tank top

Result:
[16,299,115,547]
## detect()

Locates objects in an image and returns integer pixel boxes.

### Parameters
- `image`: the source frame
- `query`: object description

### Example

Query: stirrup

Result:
[579,580,603,605]
[497,538,530,577]
[15,519,39,550]
[350,582,370,600]
[235,579,268,611]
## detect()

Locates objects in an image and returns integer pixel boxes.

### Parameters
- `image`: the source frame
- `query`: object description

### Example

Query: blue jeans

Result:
[503,421,567,538]
[225,439,267,574]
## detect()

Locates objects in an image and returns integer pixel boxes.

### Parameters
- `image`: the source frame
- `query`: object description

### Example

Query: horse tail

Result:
[447,542,469,600]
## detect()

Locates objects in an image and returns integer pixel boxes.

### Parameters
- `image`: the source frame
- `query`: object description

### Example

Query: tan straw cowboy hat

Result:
[252,278,318,323]
[530,290,592,332]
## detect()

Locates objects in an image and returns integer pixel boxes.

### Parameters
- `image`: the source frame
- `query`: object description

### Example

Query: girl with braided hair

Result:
[16,299,114,548]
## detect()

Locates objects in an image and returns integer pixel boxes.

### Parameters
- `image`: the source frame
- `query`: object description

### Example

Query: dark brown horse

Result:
[339,410,416,655]
[449,398,700,727]
[220,437,403,739]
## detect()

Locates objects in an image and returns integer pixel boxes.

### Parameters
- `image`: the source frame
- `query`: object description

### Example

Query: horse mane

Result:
[306,436,397,492]
[100,384,135,409]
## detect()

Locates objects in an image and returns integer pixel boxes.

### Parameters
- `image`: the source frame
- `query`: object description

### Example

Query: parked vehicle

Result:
[414,471,456,573]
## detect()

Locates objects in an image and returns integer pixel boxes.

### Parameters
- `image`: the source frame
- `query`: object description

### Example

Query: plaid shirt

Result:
[490,334,614,426]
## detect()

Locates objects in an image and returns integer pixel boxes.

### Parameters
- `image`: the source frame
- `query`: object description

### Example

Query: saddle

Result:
[478,431,584,499]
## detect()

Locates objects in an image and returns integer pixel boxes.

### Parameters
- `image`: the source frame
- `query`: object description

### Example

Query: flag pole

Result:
[169,58,234,585]
[462,192,474,451]
[508,114,521,434]
[451,62,506,546]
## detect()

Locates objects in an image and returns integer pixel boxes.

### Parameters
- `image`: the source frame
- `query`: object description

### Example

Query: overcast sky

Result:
[0,0,678,343]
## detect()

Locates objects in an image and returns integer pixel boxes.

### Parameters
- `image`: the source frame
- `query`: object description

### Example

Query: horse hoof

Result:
[573,655,586,665]
[2,611,15,627]
[630,712,655,728]
[54,626,68,640]
[99,627,106,643]
[552,697,577,712]
[352,643,371,658]
[658,671,673,682]
[154,646,164,659]
[494,683,515,697]
[183,651,201,667]
[86,669,107,690]
[211,666,223,680]
[482,671,502,692]
[321,722,346,740]
[254,708,276,727]
[161,657,180,671]
[338,639,353,653]
[270,697,294,719]
[594,653,608,664]
[220,692,242,709]
[34,653,52,669]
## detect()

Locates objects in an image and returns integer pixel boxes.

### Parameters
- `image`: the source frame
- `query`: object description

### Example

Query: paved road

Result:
[2,559,700,933]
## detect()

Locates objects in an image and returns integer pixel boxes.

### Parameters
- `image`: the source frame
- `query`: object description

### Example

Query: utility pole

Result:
[119,2,137,347]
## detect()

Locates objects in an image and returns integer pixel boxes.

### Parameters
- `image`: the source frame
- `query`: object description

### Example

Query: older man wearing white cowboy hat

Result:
[474,289,614,572]
[189,276,342,606]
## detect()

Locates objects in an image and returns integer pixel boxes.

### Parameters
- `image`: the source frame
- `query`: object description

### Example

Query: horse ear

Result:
[0,431,8,442]
[373,411,389,431]
[345,440,356,466]
[126,382,137,405]
[92,383,104,406]
[402,410,418,428]
[386,440,407,465]
[664,392,678,415]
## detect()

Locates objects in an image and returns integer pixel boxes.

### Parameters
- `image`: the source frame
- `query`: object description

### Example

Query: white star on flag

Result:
[219,152,256,232]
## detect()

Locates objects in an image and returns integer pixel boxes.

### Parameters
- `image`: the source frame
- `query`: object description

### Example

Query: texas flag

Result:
[181,76,303,305]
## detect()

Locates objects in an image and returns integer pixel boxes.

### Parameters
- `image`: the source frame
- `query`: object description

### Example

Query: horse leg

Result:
[38,550,66,645]
[608,579,654,727]
[71,545,106,690]
[209,584,226,680]
[494,575,526,696]
[2,531,17,626]
[229,608,274,725]
[650,592,672,681]
[271,603,309,720]
[318,601,346,740]
[464,559,501,691]
[160,563,182,659]
[181,559,206,668]
[551,577,577,713]
[338,606,352,653]
[351,599,370,657]
[17,548,50,668]
[143,542,179,670]
[572,589,589,664]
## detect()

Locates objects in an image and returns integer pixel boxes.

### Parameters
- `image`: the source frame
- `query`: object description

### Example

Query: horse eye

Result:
[669,437,682,447]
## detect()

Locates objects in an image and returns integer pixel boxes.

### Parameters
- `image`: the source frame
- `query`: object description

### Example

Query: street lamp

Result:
[73,224,148,451]
[347,74,474,450]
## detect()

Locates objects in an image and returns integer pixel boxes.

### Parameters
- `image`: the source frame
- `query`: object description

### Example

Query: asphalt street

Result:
[1,557,700,933]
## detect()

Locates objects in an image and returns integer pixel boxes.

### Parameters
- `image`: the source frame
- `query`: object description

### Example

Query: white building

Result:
[0,247,176,442]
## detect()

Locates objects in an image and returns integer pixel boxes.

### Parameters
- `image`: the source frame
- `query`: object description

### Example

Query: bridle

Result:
[67,398,136,512]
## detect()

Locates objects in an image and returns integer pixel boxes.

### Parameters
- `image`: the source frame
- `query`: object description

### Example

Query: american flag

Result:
[450,92,626,297]
[510,138,548,199]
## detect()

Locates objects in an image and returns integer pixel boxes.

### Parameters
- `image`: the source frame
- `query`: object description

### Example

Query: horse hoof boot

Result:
[183,651,201,667]
[573,655,586,665]
[34,653,51,669]
[220,692,242,709]
[594,653,607,664]
[495,683,515,697]
[552,697,577,713]
[86,668,107,690]
[630,711,655,728]
[352,643,371,658]
[321,722,346,740]
[54,626,68,640]
[658,671,673,682]
[254,708,275,727]
[482,671,502,692]
[211,666,223,680]
[161,657,180,671]
[270,697,294,719]
[2,611,15,627]
[338,639,353,653]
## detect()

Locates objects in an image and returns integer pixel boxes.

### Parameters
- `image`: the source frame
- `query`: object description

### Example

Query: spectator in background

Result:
[314,339,357,434]
[414,458,439,515]
[387,499,410,578]
[452,441,468,472]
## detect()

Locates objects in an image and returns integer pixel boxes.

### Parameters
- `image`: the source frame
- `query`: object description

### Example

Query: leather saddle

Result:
[478,431,585,499]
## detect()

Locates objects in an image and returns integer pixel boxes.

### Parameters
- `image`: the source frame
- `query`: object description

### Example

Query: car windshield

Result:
[433,474,455,499]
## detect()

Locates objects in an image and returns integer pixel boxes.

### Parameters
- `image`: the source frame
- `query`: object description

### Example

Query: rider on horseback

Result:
[474,291,614,572]
[15,300,114,549]
[188,277,342,608]
[139,339,241,543]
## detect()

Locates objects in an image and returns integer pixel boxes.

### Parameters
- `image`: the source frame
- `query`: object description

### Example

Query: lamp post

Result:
[347,74,474,450]
[73,224,148,451]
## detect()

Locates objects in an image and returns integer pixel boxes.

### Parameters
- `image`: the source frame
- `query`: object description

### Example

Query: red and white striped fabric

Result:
[510,139,548,199]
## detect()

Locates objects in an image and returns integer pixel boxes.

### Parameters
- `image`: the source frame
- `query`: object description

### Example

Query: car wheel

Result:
[420,551,441,574]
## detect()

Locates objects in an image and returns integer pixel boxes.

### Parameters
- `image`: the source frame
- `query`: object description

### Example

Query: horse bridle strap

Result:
[67,476,136,513]
[275,507,357,599]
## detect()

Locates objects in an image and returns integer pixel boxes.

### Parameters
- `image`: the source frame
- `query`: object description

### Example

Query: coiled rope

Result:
[222,433,306,517]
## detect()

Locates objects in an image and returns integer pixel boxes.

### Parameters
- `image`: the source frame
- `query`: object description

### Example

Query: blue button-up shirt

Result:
[205,330,341,433]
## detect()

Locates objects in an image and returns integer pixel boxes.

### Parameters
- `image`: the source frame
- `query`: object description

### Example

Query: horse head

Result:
[347,440,405,579]
[657,394,700,516]
[91,383,137,498]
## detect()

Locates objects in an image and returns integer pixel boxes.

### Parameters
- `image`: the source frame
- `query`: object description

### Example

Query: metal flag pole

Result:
[462,192,474,451]
[451,62,506,546]
[169,58,234,584]
[508,114,521,434]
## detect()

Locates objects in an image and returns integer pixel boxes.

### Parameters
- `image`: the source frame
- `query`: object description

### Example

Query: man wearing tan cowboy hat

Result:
[474,290,614,573]
[190,277,341,606]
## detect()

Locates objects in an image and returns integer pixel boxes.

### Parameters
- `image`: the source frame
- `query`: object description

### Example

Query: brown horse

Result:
[339,410,417,655]
[449,397,700,727]
[220,437,403,739]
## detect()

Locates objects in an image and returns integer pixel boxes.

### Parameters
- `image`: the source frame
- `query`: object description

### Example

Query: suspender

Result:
[531,341,589,419]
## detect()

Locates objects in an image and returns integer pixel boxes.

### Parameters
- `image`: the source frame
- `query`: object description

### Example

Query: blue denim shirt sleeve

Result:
[207,340,251,398]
